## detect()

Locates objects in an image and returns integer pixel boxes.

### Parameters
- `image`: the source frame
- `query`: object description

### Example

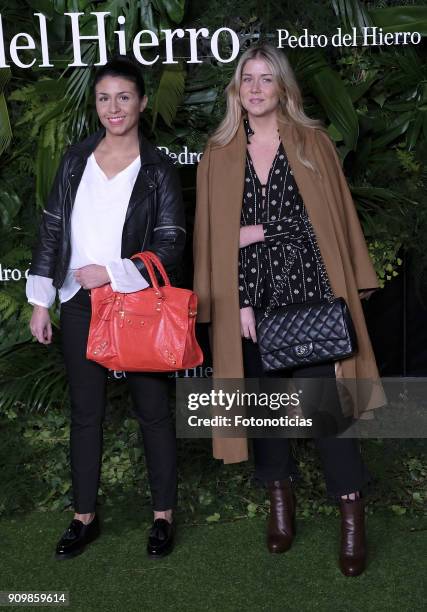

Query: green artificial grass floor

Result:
[0,511,425,612]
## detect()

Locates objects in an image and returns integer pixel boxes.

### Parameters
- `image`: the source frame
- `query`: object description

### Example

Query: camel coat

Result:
[193,120,385,464]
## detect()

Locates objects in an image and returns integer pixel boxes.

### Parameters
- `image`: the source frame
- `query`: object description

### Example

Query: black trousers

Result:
[242,338,371,499]
[60,289,177,513]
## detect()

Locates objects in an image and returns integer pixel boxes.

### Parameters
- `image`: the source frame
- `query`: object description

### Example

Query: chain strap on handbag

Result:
[86,251,204,372]
[255,211,358,371]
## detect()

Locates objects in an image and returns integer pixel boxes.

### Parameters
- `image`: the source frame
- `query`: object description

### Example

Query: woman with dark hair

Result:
[194,44,384,576]
[27,57,185,560]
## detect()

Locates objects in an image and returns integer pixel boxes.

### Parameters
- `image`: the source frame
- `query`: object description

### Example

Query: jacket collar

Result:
[69,127,163,167]
[66,127,160,227]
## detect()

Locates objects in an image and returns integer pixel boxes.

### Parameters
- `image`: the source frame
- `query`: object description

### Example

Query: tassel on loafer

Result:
[55,515,100,560]
[147,518,175,559]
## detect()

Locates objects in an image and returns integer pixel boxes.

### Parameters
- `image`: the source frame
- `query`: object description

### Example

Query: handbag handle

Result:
[141,251,171,287]
[131,251,171,292]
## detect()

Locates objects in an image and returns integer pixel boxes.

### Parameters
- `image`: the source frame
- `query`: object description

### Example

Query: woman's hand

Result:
[30,305,52,344]
[74,265,110,289]
[240,306,257,343]
[240,225,264,248]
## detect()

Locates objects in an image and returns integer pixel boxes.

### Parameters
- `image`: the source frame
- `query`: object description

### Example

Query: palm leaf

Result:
[370,6,427,36]
[351,186,416,244]
[349,70,379,103]
[159,0,186,23]
[0,69,12,155]
[292,48,329,82]
[151,64,186,129]
[0,341,68,414]
[35,116,69,210]
[371,112,412,150]
[291,48,359,149]
[407,111,425,150]
[307,66,359,150]
[26,1,56,19]
[0,95,12,156]
[379,48,426,93]
[351,186,416,211]
[64,45,97,112]
[141,0,157,31]
[0,188,22,227]
[331,0,373,30]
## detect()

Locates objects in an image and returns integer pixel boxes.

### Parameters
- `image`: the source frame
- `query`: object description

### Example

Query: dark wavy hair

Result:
[94,56,145,98]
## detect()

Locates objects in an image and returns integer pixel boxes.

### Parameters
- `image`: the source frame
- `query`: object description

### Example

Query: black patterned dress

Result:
[238,121,331,311]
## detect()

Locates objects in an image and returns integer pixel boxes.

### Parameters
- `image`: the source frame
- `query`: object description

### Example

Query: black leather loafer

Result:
[147,519,174,559]
[55,515,100,560]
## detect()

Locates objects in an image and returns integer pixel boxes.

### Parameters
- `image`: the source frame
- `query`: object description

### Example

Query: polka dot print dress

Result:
[239,128,331,310]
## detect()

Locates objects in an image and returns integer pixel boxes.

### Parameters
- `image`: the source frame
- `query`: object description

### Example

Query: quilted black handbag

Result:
[255,214,358,372]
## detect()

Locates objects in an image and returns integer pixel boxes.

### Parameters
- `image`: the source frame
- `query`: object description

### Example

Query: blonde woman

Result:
[193,43,383,576]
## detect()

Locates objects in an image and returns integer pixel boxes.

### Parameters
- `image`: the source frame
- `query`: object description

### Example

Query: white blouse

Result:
[26,152,149,308]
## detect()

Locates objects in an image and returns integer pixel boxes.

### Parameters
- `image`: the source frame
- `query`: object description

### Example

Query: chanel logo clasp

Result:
[294,343,313,358]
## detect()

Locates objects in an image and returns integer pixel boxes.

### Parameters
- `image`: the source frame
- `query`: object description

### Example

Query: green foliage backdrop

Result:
[0,0,426,518]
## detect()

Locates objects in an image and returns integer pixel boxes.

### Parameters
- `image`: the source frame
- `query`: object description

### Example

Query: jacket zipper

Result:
[43,209,62,220]
[153,225,186,233]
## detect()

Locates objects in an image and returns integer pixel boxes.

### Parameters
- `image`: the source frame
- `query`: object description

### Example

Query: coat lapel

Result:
[278,122,347,295]
[278,122,328,235]
[210,123,247,249]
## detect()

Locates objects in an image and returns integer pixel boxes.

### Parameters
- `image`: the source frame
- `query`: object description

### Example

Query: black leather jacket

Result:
[29,128,186,288]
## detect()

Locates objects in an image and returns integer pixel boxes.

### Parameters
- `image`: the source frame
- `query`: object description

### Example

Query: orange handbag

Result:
[86,251,204,372]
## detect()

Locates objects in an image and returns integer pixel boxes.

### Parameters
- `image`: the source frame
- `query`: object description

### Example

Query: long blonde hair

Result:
[210,43,324,171]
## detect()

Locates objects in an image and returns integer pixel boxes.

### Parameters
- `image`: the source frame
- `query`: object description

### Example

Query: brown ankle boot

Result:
[266,479,296,553]
[339,498,367,577]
